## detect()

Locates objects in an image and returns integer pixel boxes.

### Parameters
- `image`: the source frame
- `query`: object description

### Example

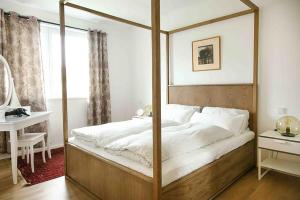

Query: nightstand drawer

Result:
[258,137,300,155]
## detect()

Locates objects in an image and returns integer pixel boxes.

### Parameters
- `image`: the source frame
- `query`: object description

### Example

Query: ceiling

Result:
[7,0,272,30]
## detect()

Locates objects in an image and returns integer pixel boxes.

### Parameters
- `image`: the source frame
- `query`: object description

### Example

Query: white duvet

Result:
[71,118,180,147]
[105,123,234,167]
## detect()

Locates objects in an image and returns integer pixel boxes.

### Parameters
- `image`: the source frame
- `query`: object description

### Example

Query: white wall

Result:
[258,0,300,132]
[100,22,143,122]
[170,14,254,85]
[129,27,167,111]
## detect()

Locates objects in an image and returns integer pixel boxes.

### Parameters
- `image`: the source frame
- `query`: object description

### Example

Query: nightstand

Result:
[257,130,300,180]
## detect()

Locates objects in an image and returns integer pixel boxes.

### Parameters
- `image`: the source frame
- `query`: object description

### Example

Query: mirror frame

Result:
[0,55,13,110]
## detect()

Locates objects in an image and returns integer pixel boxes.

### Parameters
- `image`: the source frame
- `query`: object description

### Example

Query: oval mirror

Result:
[0,55,12,110]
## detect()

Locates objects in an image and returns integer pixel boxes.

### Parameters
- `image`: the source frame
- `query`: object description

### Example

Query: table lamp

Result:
[276,116,300,137]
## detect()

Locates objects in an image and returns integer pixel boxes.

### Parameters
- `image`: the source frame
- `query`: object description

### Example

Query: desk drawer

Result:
[258,137,300,155]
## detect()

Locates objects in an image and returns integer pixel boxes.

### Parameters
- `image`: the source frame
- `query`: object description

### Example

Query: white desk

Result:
[0,111,51,184]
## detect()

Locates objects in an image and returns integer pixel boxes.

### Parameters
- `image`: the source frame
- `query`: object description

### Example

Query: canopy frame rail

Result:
[64,1,168,34]
[59,0,259,200]
[168,9,254,34]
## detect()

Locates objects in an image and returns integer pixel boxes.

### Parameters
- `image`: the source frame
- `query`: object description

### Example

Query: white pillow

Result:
[202,107,249,132]
[190,112,246,135]
[202,107,249,116]
[190,112,211,124]
[161,104,198,123]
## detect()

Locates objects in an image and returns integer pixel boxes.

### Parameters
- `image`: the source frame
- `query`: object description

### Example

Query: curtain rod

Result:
[4,11,88,32]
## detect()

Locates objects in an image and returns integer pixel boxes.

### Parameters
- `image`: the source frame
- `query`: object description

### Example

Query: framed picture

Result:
[192,36,220,71]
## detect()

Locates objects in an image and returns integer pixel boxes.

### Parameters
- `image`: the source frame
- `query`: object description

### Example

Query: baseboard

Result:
[0,144,64,160]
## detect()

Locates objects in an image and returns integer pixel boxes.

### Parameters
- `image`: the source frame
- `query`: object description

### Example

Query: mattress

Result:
[69,131,254,186]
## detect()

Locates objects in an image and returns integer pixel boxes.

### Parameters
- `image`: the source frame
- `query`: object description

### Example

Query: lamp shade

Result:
[276,116,300,137]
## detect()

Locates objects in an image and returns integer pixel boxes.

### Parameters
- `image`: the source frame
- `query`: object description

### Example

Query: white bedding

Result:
[105,123,234,167]
[71,118,180,147]
[69,131,254,186]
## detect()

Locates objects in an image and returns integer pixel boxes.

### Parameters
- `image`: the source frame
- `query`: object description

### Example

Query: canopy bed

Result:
[59,0,259,199]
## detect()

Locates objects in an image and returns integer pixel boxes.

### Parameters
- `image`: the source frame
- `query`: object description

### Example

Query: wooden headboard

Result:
[168,84,256,132]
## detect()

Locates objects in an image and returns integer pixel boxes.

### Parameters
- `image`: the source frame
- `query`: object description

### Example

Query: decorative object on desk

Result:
[5,108,30,117]
[22,106,31,116]
[192,36,220,71]
[0,55,22,111]
[276,116,300,137]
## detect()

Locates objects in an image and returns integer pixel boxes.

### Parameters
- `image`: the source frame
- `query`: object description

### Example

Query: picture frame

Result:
[192,36,221,71]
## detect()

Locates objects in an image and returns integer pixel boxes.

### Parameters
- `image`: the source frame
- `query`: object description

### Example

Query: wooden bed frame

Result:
[66,140,254,200]
[59,0,259,199]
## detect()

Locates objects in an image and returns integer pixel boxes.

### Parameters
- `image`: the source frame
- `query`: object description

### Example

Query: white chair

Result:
[18,132,47,173]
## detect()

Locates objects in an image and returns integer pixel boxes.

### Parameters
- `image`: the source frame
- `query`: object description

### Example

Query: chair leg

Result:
[42,139,46,163]
[21,129,25,159]
[26,146,29,164]
[22,147,25,159]
[30,145,34,173]
[47,136,51,159]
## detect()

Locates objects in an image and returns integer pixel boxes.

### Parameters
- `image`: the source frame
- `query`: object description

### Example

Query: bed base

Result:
[66,140,255,200]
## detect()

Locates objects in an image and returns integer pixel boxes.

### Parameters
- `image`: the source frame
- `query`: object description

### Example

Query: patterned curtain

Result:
[0,10,47,152]
[87,30,111,125]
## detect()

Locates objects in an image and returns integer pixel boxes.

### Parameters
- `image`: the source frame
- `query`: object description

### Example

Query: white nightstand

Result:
[257,130,300,180]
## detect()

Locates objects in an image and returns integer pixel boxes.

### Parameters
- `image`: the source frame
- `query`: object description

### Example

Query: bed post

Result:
[253,7,259,165]
[241,0,259,135]
[151,0,162,199]
[166,32,170,104]
[240,0,259,165]
[59,0,69,173]
[253,8,259,135]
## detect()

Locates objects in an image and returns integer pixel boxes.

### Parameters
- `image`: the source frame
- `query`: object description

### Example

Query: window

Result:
[40,23,89,99]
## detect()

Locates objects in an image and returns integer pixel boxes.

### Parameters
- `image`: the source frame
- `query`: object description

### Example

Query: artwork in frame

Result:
[192,36,220,71]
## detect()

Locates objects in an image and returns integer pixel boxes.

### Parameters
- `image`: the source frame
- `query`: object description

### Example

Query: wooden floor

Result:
[215,169,300,200]
[0,159,300,200]
[0,159,97,200]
